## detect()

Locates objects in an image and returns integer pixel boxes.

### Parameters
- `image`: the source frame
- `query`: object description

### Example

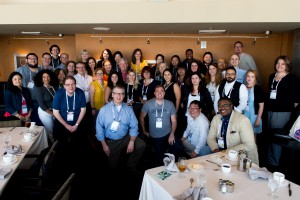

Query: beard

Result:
[226,77,235,83]
[28,63,38,68]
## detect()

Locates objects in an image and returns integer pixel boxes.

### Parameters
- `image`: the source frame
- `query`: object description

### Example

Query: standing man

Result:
[234,41,261,84]
[207,97,259,165]
[56,53,69,70]
[181,100,212,158]
[96,85,146,173]
[217,58,227,78]
[140,85,184,166]
[17,53,42,125]
[214,67,248,114]
[39,52,54,71]
[181,49,201,73]
[52,76,87,173]
[49,44,61,68]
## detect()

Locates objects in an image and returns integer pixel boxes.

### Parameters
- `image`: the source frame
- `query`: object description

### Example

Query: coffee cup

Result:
[228,150,238,160]
[3,154,16,163]
[273,172,285,184]
[24,132,33,141]
[221,163,231,174]
[29,122,36,130]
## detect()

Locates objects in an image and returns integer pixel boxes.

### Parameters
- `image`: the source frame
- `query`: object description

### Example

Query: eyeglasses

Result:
[27,58,37,61]
[65,83,76,87]
[226,73,236,76]
[218,104,232,108]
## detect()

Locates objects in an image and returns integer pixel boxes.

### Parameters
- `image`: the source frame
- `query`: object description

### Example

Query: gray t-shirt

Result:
[141,98,176,138]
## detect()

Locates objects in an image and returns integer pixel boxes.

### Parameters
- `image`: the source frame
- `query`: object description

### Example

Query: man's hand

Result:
[168,134,175,145]
[127,140,135,153]
[102,143,110,157]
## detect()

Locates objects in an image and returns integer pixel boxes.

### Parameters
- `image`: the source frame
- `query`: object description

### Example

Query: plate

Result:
[226,155,238,161]
[188,163,205,172]
[1,157,18,166]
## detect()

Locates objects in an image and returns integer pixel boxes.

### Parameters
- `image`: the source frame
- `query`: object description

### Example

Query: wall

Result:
[0,32,294,90]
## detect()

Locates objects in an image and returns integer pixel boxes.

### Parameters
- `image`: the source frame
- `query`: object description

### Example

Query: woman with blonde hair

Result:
[244,70,264,141]
[124,69,139,106]
[90,68,107,127]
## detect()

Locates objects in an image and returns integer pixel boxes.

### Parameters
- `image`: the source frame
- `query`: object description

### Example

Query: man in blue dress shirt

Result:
[96,85,146,172]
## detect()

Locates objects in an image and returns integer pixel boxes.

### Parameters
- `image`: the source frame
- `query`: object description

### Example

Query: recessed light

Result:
[93,27,111,31]
[198,30,227,34]
[21,31,42,35]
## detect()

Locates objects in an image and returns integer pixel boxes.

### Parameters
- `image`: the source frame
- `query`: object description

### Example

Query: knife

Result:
[9,126,16,131]
[206,159,221,167]
[288,183,292,196]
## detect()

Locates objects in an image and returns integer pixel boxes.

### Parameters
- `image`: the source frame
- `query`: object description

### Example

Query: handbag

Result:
[289,115,300,142]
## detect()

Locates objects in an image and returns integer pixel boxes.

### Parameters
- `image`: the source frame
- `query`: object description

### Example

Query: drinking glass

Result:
[177,157,187,178]
[196,171,207,187]
[3,135,11,147]
[25,121,31,131]
[268,179,279,198]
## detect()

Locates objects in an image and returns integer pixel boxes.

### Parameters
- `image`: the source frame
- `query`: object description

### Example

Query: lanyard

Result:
[164,82,173,91]
[271,73,285,90]
[98,80,104,91]
[112,104,122,121]
[155,101,164,118]
[127,84,134,100]
[142,79,153,95]
[66,92,75,112]
[29,70,33,82]
[45,85,56,98]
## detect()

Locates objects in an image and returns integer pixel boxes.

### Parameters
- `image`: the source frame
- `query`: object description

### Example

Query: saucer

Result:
[1,157,18,166]
[226,155,238,161]
[187,163,205,172]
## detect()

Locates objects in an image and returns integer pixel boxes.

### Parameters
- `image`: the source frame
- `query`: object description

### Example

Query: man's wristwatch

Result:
[75,123,79,126]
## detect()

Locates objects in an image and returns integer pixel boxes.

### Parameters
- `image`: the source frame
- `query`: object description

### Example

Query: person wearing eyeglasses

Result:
[214,66,248,114]
[207,97,259,165]
[52,76,87,174]
[181,100,212,158]
[96,85,146,175]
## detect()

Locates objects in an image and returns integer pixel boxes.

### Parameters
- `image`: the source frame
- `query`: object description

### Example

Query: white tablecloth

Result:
[139,153,300,200]
[0,126,48,195]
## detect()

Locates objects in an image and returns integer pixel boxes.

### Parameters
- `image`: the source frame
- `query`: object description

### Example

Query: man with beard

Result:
[17,53,42,125]
[214,66,248,114]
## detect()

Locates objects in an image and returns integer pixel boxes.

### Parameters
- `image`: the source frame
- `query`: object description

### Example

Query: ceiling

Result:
[1,22,300,36]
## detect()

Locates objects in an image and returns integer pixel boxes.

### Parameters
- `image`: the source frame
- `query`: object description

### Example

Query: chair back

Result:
[40,140,59,183]
[51,173,75,200]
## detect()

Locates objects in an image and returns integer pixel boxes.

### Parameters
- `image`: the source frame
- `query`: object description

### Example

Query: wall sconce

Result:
[147,38,150,44]
[252,38,256,45]
[45,40,50,45]
[99,37,103,43]
[197,38,200,45]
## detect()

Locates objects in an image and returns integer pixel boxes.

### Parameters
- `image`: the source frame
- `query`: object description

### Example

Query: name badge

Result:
[127,98,132,104]
[217,137,225,149]
[142,95,147,100]
[270,90,277,99]
[27,81,34,89]
[22,105,28,114]
[156,117,162,128]
[67,111,74,121]
[110,120,120,132]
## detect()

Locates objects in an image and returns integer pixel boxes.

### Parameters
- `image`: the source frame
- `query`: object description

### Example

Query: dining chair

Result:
[51,173,76,200]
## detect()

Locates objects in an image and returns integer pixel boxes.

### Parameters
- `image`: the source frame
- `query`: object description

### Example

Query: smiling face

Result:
[234,42,243,55]
[64,78,76,95]
[191,62,199,72]
[156,56,164,65]
[154,86,165,100]
[76,63,86,75]
[88,59,96,69]
[112,87,125,105]
[203,54,212,64]
[246,71,256,86]
[103,61,112,73]
[12,74,22,88]
[127,71,136,82]
[218,99,233,117]
[42,54,51,67]
[208,64,217,76]
[276,59,287,73]
[134,51,142,60]
[111,74,118,85]
[95,69,104,81]
[225,69,236,83]
[163,70,172,83]
[42,73,51,86]
[67,62,75,72]
[191,74,201,85]
[171,57,179,67]
[102,50,109,60]
[188,103,201,119]
[230,54,240,67]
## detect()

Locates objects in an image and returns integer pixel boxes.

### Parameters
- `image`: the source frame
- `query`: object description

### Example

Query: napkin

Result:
[4,144,23,155]
[0,168,12,180]
[173,187,208,200]
[248,166,271,181]
[163,153,179,172]
[27,129,38,136]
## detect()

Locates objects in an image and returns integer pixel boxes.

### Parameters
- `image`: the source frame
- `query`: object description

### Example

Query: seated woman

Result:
[4,72,33,125]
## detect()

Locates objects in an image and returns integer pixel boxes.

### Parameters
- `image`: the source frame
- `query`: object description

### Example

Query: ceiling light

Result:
[93,27,111,31]
[21,31,42,35]
[198,30,227,34]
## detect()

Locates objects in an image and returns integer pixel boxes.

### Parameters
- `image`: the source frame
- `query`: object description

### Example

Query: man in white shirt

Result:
[181,100,212,158]
[214,67,248,114]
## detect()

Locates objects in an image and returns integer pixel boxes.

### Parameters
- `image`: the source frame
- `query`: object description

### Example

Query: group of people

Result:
[3,41,300,175]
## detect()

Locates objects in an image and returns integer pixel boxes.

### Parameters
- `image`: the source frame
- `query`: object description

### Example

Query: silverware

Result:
[190,178,194,188]
[9,127,16,131]
[288,183,292,196]
[206,159,221,167]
